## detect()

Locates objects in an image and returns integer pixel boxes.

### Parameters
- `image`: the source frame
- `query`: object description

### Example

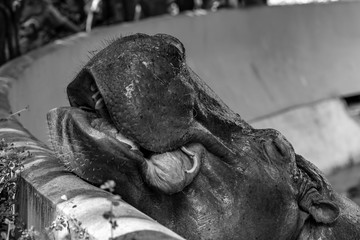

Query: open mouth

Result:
[73,72,200,170]
[48,75,203,195]
[86,79,201,176]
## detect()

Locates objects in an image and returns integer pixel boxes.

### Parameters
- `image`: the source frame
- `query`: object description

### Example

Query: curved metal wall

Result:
[2,2,360,144]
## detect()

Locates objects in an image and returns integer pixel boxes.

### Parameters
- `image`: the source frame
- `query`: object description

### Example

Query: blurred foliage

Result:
[0,139,31,240]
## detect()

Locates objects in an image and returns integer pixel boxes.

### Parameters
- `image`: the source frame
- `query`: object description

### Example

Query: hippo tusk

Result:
[91,91,101,100]
[181,146,199,174]
[94,98,105,110]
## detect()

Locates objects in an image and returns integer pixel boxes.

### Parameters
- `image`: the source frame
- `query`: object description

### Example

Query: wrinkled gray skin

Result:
[47,33,360,240]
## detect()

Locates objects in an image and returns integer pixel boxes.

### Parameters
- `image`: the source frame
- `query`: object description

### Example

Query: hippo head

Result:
[47,33,360,240]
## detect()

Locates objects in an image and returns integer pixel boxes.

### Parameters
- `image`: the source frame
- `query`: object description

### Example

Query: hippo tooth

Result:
[115,131,139,151]
[181,146,199,174]
[92,91,101,101]
[79,106,93,111]
[90,84,97,92]
[94,98,104,110]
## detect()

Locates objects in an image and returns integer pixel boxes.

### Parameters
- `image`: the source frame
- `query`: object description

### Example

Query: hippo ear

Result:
[296,155,340,224]
[299,191,340,224]
[307,199,340,224]
[154,34,186,58]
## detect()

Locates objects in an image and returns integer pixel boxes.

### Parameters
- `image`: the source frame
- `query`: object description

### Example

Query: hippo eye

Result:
[260,130,295,167]
[154,33,185,59]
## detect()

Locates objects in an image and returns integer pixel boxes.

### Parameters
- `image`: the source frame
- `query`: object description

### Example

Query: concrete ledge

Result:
[0,79,184,239]
[252,98,360,173]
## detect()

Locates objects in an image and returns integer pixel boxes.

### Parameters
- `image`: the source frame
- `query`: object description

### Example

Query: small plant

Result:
[6,106,30,120]
[48,213,90,240]
[17,226,39,240]
[48,181,121,240]
[0,139,30,240]
[0,137,121,239]
[49,215,68,232]
[100,180,121,240]
[48,195,90,240]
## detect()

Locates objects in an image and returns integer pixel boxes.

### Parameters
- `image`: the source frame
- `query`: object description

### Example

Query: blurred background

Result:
[1,0,343,61]
[1,0,360,211]
[1,0,266,58]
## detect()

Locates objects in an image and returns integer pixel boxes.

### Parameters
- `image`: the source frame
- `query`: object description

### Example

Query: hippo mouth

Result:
[78,78,201,172]
[70,77,199,166]
[48,81,203,194]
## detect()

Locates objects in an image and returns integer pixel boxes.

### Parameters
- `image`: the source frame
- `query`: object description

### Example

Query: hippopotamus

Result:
[47,33,360,240]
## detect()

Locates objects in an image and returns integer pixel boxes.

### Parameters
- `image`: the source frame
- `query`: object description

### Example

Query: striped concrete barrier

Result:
[0,76,184,239]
